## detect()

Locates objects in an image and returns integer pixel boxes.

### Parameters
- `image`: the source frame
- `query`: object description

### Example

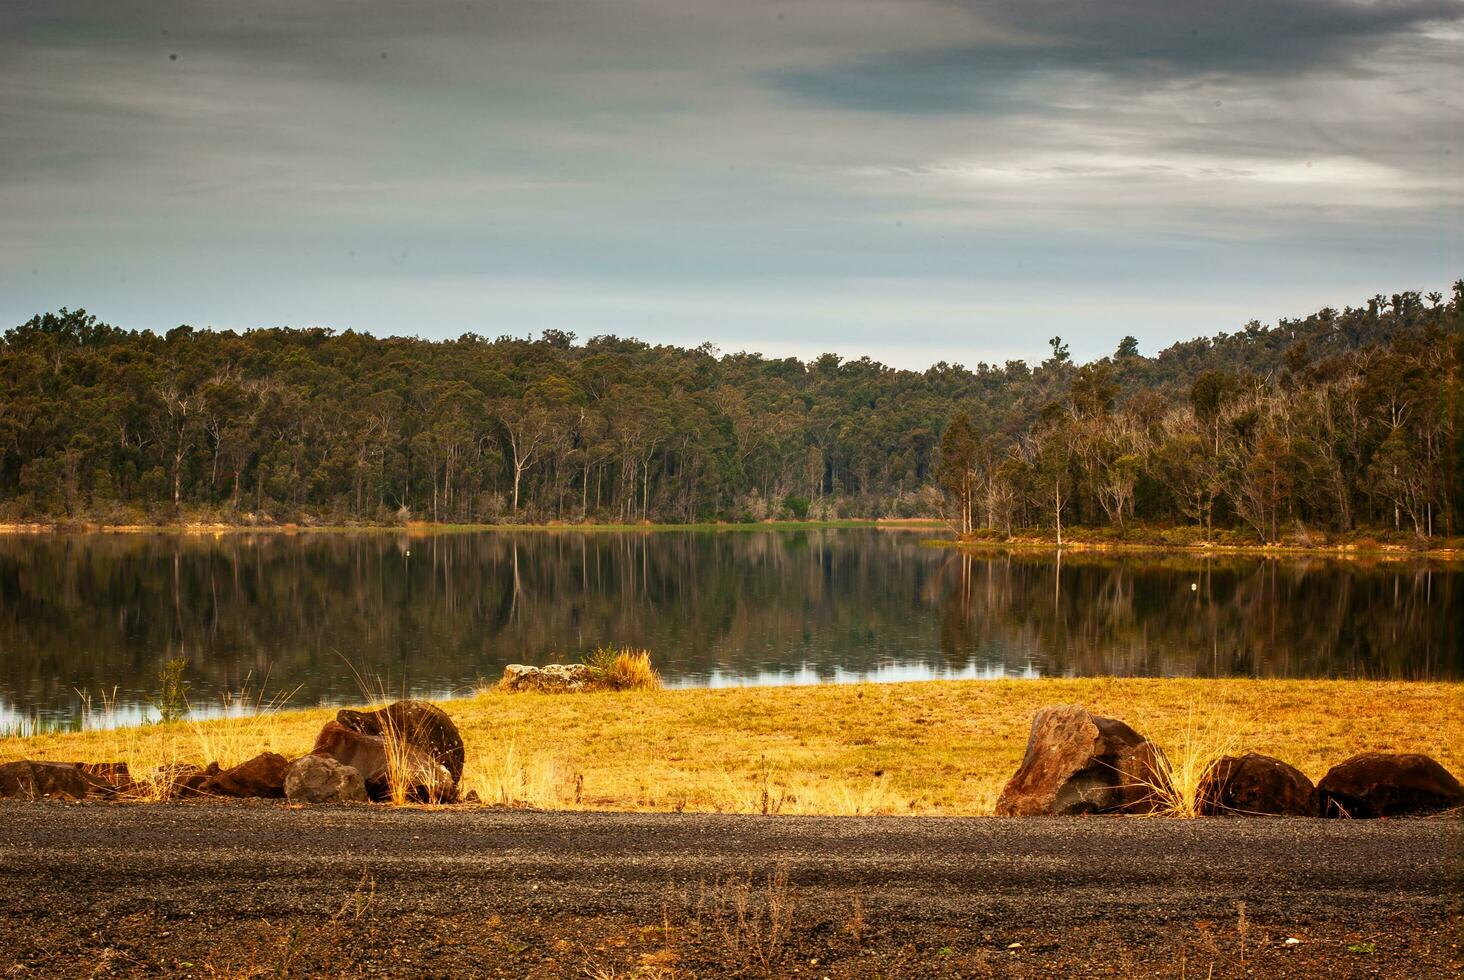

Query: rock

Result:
[311,721,455,803]
[1195,753,1317,817]
[500,663,593,693]
[995,704,1173,816]
[0,761,100,800]
[156,762,221,799]
[201,752,290,799]
[284,754,368,804]
[337,700,464,784]
[78,762,134,797]
[1317,752,1464,818]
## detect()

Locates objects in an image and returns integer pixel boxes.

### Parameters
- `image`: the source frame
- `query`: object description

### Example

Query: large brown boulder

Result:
[284,754,369,804]
[1195,753,1317,817]
[1318,752,1464,818]
[311,721,455,803]
[337,700,464,784]
[995,705,1173,816]
[201,752,291,799]
[3,762,136,799]
[0,761,101,800]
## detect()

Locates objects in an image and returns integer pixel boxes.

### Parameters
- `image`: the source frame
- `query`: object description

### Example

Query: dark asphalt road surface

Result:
[0,802,1458,976]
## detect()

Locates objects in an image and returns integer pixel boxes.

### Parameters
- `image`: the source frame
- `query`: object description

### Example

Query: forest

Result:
[1,284,1459,541]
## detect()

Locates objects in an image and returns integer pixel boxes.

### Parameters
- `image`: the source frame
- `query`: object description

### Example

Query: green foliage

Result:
[781,495,811,520]
[152,657,191,724]
[1,286,1459,538]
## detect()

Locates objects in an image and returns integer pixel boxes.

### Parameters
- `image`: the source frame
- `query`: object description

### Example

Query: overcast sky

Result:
[2,1,1460,367]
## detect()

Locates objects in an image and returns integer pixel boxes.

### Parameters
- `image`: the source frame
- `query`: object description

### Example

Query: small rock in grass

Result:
[284,754,368,804]
[995,705,1173,816]
[1196,753,1318,817]
[201,752,291,799]
[1317,752,1464,818]
[500,663,593,693]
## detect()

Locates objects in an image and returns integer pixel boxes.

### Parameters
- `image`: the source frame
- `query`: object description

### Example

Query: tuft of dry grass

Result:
[2,678,1460,815]
[1126,708,1243,818]
[584,647,663,692]
[678,863,794,974]
[380,718,418,806]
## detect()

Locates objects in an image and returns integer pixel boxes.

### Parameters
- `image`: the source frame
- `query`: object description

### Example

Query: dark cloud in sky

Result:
[969,0,1461,74]
[779,0,1464,112]
[0,1,1459,366]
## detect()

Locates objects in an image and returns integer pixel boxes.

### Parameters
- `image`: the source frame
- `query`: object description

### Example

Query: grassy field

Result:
[5,679,1460,815]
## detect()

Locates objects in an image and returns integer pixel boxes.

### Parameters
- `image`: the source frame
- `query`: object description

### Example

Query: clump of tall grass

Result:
[186,677,301,770]
[583,646,662,692]
[339,669,458,805]
[1126,707,1242,818]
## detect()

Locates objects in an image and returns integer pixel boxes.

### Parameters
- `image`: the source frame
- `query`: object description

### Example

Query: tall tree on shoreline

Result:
[938,411,978,535]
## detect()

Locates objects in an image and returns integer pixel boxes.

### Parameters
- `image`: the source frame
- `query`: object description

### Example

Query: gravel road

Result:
[0,802,1457,977]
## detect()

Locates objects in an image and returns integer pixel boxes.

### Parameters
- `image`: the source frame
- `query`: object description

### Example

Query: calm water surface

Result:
[0,529,1457,729]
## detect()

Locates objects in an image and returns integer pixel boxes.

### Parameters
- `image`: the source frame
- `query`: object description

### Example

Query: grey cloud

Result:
[0,0,1458,367]
[777,0,1464,112]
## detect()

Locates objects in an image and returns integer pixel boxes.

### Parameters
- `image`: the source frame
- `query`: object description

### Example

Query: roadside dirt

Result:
[0,802,1458,977]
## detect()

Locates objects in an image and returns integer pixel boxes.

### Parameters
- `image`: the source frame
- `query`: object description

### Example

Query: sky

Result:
[1,0,1460,368]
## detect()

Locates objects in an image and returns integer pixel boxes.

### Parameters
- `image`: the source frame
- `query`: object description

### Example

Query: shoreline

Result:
[933,533,1462,562]
[0,517,942,535]
[1,517,1458,560]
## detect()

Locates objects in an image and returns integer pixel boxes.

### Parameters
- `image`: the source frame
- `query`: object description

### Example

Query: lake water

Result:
[0,529,1457,730]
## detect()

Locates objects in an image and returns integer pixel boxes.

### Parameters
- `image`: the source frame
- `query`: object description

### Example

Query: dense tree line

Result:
[1,284,1458,535]
[940,286,1462,541]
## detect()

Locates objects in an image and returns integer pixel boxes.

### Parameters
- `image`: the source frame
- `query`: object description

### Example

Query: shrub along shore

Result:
[3,678,1460,815]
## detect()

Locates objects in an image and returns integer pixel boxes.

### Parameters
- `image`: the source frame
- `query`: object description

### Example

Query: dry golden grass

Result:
[2,679,1459,815]
[1126,708,1245,817]
[584,647,663,692]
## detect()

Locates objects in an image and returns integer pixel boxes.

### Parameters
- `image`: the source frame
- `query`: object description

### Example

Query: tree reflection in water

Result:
[0,531,1455,728]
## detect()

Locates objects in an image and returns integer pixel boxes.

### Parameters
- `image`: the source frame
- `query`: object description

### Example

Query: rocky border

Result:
[4,700,1461,817]
[995,704,1464,818]
[0,699,468,806]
